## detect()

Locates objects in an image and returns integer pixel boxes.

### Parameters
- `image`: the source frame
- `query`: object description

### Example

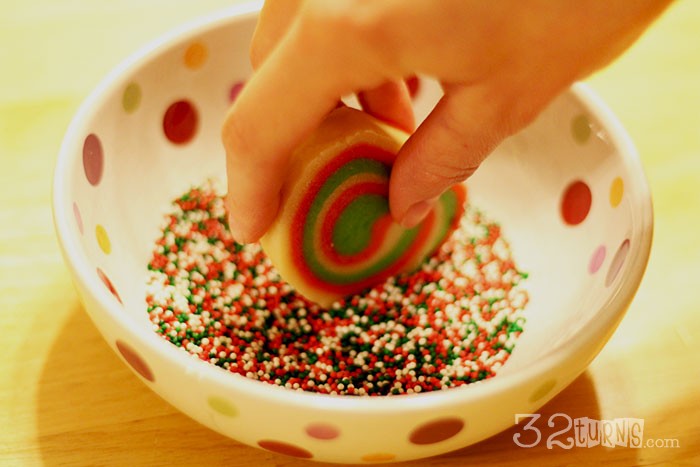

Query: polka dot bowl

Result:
[52,4,653,464]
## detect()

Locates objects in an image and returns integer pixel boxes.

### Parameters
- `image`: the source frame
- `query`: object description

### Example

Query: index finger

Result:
[222,14,388,243]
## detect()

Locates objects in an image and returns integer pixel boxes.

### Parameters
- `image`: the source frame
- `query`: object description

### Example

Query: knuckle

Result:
[419,156,478,188]
[221,111,256,163]
[301,0,394,54]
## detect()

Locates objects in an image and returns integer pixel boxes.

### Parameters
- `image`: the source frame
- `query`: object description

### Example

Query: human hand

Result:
[222,0,670,243]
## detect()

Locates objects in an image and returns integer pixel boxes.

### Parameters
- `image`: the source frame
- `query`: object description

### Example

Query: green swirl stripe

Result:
[303,158,418,285]
[430,188,460,252]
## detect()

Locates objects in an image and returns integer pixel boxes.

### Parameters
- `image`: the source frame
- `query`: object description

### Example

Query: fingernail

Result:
[400,200,433,228]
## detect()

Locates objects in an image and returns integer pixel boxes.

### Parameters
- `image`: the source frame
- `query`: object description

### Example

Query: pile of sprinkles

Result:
[145,184,529,396]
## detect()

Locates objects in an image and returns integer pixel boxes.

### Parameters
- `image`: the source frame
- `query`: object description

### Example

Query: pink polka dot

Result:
[163,100,198,144]
[605,239,630,287]
[305,423,340,440]
[96,267,122,304]
[409,417,464,445]
[116,340,155,382]
[73,202,84,235]
[561,180,592,226]
[82,133,103,186]
[229,81,244,103]
[257,440,312,459]
[588,245,606,274]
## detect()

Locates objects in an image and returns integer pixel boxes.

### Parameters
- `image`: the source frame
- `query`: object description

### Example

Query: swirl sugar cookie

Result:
[260,107,466,307]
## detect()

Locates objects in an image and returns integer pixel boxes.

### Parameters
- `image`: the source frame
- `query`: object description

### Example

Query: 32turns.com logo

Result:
[513,414,680,449]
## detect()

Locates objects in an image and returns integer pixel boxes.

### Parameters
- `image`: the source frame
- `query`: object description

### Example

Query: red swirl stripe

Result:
[319,181,391,265]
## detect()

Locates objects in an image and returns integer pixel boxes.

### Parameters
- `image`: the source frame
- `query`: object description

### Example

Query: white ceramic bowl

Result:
[53,3,653,463]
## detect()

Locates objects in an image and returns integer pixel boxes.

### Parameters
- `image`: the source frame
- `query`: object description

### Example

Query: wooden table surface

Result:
[1,1,699,465]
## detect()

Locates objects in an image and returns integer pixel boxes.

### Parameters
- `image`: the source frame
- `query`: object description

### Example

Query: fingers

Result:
[223,17,379,243]
[250,0,305,69]
[358,80,415,133]
[389,83,518,227]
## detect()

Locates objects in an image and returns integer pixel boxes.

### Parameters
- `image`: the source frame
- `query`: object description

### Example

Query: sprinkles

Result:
[145,184,529,396]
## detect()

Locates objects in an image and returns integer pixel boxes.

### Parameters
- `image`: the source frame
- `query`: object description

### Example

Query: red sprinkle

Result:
[145,184,529,396]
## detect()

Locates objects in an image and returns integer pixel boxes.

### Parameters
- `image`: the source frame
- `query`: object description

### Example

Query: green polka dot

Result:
[529,379,556,403]
[571,114,591,144]
[207,396,238,417]
[122,83,141,114]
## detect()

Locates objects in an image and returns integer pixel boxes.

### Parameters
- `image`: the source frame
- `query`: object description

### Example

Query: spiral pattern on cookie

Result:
[290,142,466,297]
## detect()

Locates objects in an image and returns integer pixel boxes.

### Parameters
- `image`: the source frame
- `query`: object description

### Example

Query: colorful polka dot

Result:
[571,114,591,144]
[207,396,238,417]
[305,423,340,440]
[184,42,208,69]
[97,267,122,304]
[257,440,313,459]
[163,100,198,145]
[361,452,396,462]
[116,340,154,382]
[82,133,103,186]
[561,180,592,226]
[409,417,464,445]
[605,238,631,287]
[610,176,624,207]
[589,245,606,274]
[73,202,83,235]
[229,81,244,103]
[122,82,141,114]
[529,379,556,403]
[95,224,111,254]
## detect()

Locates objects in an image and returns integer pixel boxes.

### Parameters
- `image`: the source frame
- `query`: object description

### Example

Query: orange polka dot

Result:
[96,224,111,254]
[184,42,207,69]
[361,452,396,462]
[609,177,624,207]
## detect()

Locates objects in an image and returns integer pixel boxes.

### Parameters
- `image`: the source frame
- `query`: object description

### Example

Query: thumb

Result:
[389,83,524,227]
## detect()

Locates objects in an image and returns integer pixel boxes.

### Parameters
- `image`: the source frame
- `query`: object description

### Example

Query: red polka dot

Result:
[163,100,198,144]
[305,423,340,440]
[257,440,313,459]
[561,180,592,225]
[96,267,122,304]
[229,81,244,103]
[82,133,103,186]
[409,417,465,445]
[116,340,155,382]
[605,238,630,287]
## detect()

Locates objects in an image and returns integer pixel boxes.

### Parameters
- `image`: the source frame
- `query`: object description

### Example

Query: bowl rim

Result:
[52,2,654,413]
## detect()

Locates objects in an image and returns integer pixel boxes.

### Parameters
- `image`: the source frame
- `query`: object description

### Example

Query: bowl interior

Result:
[57,10,650,386]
